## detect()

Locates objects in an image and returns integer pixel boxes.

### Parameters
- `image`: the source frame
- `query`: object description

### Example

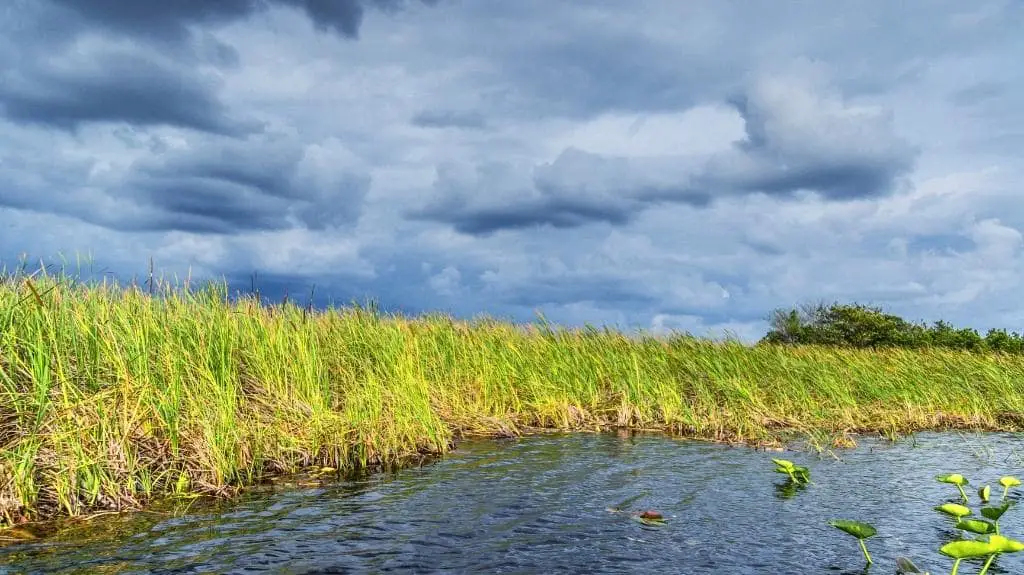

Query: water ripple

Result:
[2,432,1024,574]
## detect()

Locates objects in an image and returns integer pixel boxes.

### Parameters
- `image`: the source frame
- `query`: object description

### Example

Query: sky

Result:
[1,0,1023,341]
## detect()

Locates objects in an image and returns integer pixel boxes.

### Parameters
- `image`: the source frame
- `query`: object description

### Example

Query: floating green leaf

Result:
[981,502,1010,521]
[978,484,991,503]
[974,535,1024,575]
[937,473,969,486]
[828,519,877,539]
[941,539,995,575]
[935,503,972,518]
[1000,475,1021,501]
[771,458,809,484]
[793,465,810,482]
[955,518,996,535]
[987,534,1024,553]
[937,473,970,502]
[828,519,876,565]
[939,539,994,559]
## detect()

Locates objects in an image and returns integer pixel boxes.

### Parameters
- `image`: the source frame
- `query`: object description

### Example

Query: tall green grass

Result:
[2,270,1024,524]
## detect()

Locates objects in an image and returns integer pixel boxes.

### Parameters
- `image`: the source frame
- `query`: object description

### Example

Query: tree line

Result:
[759,302,1024,353]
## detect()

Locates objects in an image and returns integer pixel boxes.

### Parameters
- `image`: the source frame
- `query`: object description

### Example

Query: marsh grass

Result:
[3,269,1024,524]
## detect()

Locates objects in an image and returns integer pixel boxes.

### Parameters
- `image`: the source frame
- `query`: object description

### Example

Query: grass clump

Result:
[4,268,1024,524]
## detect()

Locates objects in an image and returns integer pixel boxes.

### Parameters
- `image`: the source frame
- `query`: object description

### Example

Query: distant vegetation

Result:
[760,302,1024,353]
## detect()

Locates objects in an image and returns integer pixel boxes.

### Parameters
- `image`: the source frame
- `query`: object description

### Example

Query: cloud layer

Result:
[2,0,1023,340]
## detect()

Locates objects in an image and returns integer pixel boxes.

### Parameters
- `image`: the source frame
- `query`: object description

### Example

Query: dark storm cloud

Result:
[0,133,370,235]
[405,153,649,235]
[116,137,370,234]
[0,50,259,135]
[415,199,634,236]
[46,0,265,41]
[48,0,437,41]
[410,71,918,235]
[406,148,703,236]
[0,0,437,133]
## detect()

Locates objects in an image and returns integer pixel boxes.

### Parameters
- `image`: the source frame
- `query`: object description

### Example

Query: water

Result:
[2,431,1024,574]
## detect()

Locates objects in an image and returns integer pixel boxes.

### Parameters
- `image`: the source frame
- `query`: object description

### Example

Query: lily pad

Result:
[937,473,969,486]
[940,539,995,560]
[981,502,1011,521]
[955,518,996,535]
[827,519,876,540]
[935,503,972,518]
[999,476,1021,488]
[987,534,1024,553]
[979,484,991,503]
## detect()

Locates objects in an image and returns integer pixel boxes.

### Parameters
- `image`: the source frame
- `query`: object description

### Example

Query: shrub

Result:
[760,302,1024,353]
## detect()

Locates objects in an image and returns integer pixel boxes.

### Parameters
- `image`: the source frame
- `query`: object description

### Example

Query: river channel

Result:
[2,431,1023,574]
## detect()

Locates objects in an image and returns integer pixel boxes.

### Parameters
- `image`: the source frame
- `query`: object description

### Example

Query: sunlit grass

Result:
[2,267,1024,524]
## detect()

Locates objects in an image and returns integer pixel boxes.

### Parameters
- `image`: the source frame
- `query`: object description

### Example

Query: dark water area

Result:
[3,431,1024,574]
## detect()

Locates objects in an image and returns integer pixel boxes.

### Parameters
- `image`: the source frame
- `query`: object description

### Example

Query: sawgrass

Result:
[2,270,1024,524]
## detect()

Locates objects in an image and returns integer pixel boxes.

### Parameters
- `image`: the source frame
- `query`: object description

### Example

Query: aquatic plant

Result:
[999,476,1020,501]
[978,534,1024,573]
[771,458,810,485]
[815,465,1024,574]
[928,472,1024,574]
[936,502,972,520]
[980,502,1011,534]
[940,534,1024,575]
[937,474,970,503]
[978,485,990,504]
[828,519,876,565]
[940,540,993,575]
[928,474,1024,574]
[955,518,996,535]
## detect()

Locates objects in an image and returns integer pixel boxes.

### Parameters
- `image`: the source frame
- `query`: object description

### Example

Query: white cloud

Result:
[547,105,745,158]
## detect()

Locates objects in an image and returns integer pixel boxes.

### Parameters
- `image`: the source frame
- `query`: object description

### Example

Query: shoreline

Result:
[4,420,1023,539]
[4,276,1024,530]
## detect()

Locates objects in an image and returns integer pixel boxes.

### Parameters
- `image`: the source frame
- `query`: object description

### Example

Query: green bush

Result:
[760,302,1024,353]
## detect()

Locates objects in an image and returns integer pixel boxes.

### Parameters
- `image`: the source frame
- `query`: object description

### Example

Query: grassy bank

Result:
[3,273,1024,526]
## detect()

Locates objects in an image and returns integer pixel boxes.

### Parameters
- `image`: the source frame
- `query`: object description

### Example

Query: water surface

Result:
[3,431,1024,574]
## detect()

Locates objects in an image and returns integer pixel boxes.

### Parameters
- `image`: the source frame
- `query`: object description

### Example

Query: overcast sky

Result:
[2,0,1023,340]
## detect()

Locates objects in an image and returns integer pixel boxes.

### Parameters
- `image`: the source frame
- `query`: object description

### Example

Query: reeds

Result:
[2,269,1024,524]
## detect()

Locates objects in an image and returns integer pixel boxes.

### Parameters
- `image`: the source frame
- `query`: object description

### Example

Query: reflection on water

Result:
[2,432,1024,574]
